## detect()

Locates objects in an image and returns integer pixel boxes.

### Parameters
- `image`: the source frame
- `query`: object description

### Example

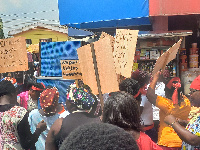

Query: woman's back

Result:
[0,105,27,150]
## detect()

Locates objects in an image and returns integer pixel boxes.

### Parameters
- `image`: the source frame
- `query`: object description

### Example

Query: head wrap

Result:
[190,75,200,90]
[39,87,59,109]
[31,82,45,91]
[166,77,181,105]
[66,83,96,112]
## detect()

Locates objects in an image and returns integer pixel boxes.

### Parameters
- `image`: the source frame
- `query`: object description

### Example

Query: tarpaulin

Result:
[40,41,80,77]
[58,0,150,29]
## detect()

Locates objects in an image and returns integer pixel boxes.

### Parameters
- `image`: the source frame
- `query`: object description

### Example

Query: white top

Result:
[153,82,166,120]
[140,94,153,125]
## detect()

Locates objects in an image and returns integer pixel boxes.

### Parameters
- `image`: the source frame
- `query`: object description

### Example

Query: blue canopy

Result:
[58,0,150,29]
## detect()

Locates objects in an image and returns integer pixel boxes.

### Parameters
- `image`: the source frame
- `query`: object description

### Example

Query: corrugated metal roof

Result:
[138,30,193,39]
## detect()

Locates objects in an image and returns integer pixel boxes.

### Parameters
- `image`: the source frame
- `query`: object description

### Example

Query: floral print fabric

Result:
[182,113,200,150]
[0,106,27,150]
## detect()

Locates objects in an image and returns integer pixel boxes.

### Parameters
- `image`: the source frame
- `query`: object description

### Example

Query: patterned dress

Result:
[0,106,27,150]
[182,113,200,150]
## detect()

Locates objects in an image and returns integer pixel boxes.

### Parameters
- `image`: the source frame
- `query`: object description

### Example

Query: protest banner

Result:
[60,60,82,79]
[77,37,119,108]
[152,38,182,75]
[113,29,139,78]
[0,37,28,73]
[77,44,98,95]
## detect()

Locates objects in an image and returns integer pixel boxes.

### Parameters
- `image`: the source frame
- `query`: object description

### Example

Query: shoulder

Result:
[11,106,27,113]
[51,118,64,136]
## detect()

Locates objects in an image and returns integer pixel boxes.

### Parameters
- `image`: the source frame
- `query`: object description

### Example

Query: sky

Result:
[0,0,60,37]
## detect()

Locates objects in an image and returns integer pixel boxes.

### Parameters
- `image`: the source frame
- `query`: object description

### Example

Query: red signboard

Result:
[150,0,200,16]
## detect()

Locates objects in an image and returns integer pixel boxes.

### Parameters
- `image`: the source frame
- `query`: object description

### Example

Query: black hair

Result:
[0,80,16,97]
[131,70,150,88]
[102,91,141,132]
[33,83,45,89]
[119,78,141,103]
[59,122,139,150]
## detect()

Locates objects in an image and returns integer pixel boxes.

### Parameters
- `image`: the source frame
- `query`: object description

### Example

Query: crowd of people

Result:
[0,69,200,150]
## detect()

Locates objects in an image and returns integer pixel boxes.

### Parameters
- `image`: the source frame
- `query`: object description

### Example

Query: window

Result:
[39,38,52,42]
[26,39,32,44]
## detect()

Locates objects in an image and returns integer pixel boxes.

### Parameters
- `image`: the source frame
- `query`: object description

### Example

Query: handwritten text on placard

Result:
[60,60,82,79]
[0,37,28,73]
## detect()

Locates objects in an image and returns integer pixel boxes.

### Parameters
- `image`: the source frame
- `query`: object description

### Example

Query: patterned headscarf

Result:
[39,87,59,109]
[66,83,96,112]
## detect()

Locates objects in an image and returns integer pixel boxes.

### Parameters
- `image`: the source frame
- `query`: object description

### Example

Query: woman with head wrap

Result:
[0,80,46,150]
[28,87,69,150]
[147,71,191,150]
[164,75,200,150]
[17,82,45,112]
[45,82,101,150]
[102,91,162,150]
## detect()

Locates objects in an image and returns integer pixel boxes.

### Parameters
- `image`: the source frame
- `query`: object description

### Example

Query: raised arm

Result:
[146,71,160,105]
[164,115,200,146]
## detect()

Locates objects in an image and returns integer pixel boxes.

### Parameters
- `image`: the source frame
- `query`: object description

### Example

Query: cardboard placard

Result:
[0,37,28,73]
[77,44,98,94]
[94,37,119,94]
[100,32,115,52]
[113,29,139,78]
[152,39,182,75]
[60,60,82,79]
[77,37,119,95]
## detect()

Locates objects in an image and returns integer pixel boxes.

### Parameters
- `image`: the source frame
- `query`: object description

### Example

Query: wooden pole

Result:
[90,43,104,109]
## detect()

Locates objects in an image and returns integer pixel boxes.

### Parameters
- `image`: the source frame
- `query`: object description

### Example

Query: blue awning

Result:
[58,0,151,29]
[68,27,94,37]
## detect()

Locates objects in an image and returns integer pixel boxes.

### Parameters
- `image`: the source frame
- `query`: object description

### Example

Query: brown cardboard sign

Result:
[113,29,139,78]
[152,38,182,75]
[60,60,82,79]
[0,37,28,73]
[77,44,99,94]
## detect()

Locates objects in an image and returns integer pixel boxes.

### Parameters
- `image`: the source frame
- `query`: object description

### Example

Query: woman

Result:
[102,91,162,150]
[45,82,101,150]
[0,80,46,150]
[28,87,69,150]
[17,82,45,111]
[147,71,191,149]
[164,75,200,150]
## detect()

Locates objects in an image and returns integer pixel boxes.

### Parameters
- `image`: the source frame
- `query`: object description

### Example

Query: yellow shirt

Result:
[156,95,191,147]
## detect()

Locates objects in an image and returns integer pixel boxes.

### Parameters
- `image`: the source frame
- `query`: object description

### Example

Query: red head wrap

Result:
[39,88,59,109]
[190,75,200,90]
[31,82,45,91]
[166,77,181,105]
